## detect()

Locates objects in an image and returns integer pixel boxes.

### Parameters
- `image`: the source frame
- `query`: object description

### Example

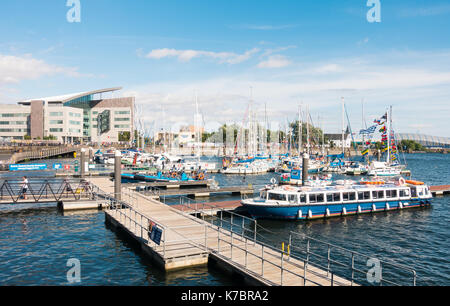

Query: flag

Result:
[379,126,386,133]
[361,149,369,156]
[360,125,377,135]
[381,113,387,120]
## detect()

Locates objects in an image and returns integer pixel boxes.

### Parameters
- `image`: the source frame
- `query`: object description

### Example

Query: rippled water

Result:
[0,209,237,286]
[0,153,448,286]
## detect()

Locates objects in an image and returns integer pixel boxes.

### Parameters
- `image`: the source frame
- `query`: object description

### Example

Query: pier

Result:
[86,176,418,286]
[430,185,450,196]
[89,177,353,285]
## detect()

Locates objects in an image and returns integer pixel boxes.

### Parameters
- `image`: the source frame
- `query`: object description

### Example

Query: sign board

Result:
[64,164,71,170]
[9,164,48,171]
[52,163,63,170]
[148,222,163,245]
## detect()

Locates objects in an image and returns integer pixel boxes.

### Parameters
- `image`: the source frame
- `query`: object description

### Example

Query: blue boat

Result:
[121,171,204,183]
[241,178,433,220]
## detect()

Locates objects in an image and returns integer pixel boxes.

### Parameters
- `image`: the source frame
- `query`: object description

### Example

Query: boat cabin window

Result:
[372,190,385,199]
[300,194,307,203]
[309,193,324,204]
[418,188,424,196]
[268,193,287,201]
[260,191,267,200]
[327,193,341,202]
[342,192,356,201]
[288,194,298,204]
[399,189,410,197]
[358,191,371,200]
[410,187,417,197]
[386,190,397,198]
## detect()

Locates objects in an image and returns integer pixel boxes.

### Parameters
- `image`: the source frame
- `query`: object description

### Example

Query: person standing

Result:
[21,176,29,200]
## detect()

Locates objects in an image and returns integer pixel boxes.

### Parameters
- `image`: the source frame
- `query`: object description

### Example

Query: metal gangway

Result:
[0,178,94,204]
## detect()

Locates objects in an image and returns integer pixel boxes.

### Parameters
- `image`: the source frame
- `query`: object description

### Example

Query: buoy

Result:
[399,177,406,185]
[342,207,347,215]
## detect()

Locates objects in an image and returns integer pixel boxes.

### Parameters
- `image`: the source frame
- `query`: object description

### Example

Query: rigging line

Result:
[344,104,358,154]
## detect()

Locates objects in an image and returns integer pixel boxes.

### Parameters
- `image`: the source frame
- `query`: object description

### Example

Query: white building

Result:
[0,87,135,144]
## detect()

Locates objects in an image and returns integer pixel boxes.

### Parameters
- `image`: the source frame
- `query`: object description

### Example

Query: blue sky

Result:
[0,0,449,136]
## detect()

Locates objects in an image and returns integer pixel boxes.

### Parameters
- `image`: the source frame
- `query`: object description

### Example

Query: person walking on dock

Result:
[21,176,29,200]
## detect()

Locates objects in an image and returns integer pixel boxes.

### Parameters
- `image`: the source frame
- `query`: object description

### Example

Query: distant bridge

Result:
[396,133,450,149]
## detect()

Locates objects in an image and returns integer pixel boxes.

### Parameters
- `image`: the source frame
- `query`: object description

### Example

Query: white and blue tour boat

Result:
[241,178,432,220]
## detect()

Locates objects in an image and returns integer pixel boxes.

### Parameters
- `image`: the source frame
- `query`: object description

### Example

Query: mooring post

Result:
[89,147,93,162]
[377,149,381,161]
[114,150,122,201]
[80,148,86,178]
[302,153,309,186]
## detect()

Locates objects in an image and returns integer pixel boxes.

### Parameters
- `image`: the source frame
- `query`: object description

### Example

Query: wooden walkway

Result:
[88,177,354,286]
[430,185,450,196]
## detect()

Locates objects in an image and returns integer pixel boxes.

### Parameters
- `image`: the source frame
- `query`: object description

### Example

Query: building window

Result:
[114,125,130,129]
[50,120,64,125]
[115,118,130,122]
[50,112,63,117]
[0,128,27,132]
[69,112,82,118]
[69,120,81,125]
[115,111,130,115]
[50,128,63,133]
[1,113,28,118]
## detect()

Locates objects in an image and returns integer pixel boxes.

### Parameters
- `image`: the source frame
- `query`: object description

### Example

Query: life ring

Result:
[399,178,406,185]
[270,178,277,185]
[197,172,205,180]
[171,172,177,179]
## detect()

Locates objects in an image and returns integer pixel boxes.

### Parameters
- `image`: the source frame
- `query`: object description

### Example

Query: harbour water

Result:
[0,154,448,285]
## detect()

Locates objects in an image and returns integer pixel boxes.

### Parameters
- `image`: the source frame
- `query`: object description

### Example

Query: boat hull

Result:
[242,199,432,220]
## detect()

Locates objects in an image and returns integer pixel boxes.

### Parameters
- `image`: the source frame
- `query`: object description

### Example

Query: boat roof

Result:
[265,182,415,194]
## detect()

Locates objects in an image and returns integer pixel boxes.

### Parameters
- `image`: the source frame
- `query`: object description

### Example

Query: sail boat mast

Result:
[341,97,345,155]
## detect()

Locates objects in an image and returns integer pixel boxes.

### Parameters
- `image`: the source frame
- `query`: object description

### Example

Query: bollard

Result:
[377,149,381,161]
[302,153,309,186]
[114,150,122,201]
[80,148,86,178]
[89,147,93,162]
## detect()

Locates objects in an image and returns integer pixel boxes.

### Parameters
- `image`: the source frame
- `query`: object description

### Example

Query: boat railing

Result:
[288,231,417,286]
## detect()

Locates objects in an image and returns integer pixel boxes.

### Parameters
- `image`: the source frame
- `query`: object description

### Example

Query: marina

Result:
[1,1,449,291]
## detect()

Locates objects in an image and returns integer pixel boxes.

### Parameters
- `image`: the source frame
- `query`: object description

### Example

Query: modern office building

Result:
[0,87,135,144]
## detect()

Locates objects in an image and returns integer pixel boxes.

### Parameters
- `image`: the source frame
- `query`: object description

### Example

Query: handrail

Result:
[0,178,93,204]
[288,231,417,286]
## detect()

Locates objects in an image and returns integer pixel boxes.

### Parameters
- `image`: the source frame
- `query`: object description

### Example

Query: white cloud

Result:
[0,53,84,84]
[145,48,260,64]
[124,50,450,137]
[257,55,291,69]
[399,5,450,17]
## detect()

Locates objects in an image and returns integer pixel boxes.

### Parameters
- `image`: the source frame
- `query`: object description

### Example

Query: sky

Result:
[0,0,449,137]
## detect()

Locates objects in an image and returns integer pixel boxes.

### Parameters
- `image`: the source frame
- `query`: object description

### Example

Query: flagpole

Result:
[387,107,390,164]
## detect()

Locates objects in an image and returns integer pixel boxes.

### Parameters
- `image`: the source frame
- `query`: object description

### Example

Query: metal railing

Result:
[7,147,79,164]
[101,184,418,286]
[0,178,93,204]
[288,232,417,286]
[157,193,344,286]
